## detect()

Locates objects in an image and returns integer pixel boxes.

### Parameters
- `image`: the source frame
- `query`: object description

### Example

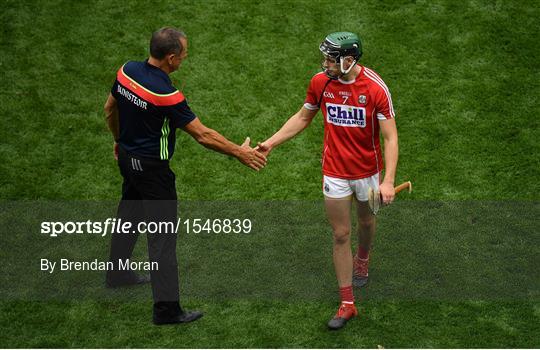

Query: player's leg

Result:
[352,200,375,287]
[352,174,379,287]
[325,196,353,288]
[323,176,358,330]
[356,200,376,253]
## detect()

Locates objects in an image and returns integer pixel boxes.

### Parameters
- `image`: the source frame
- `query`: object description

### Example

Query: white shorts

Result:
[322,174,380,201]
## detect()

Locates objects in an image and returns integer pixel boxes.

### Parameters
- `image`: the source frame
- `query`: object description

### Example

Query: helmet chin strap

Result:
[340,57,357,75]
[322,56,357,79]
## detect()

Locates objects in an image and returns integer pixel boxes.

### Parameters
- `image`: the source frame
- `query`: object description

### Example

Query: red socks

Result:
[339,285,354,305]
[357,245,370,260]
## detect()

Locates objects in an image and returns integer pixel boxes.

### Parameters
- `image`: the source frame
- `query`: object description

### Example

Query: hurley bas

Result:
[40,258,158,274]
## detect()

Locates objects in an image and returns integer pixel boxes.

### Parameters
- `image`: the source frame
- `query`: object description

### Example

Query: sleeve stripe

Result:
[364,67,395,118]
[117,65,185,106]
[303,103,319,110]
[364,68,394,117]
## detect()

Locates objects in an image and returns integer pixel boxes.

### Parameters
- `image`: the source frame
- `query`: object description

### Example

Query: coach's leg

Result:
[141,167,180,305]
[146,198,181,313]
[144,166,202,324]
[324,196,353,287]
[107,154,144,286]
[110,180,143,260]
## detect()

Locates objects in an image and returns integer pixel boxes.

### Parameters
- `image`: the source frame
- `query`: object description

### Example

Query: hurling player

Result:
[257,32,398,330]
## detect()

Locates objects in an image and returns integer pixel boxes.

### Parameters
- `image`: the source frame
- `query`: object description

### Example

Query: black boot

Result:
[152,301,203,325]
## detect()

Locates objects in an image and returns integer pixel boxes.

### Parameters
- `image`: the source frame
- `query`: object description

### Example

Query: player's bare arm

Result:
[183,117,267,171]
[379,118,399,204]
[257,106,318,157]
[104,93,119,160]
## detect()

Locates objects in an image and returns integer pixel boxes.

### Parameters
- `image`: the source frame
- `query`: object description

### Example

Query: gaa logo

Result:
[323,91,335,99]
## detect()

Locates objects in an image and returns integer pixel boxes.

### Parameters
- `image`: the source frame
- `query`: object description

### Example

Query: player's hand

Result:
[238,137,267,171]
[255,141,273,157]
[113,142,119,161]
[379,181,395,205]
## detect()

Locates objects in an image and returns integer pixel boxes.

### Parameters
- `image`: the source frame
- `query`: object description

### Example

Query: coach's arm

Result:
[256,106,318,157]
[104,93,120,160]
[379,118,399,204]
[183,118,267,171]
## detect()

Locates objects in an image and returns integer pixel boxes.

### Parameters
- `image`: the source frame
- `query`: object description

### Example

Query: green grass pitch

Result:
[1,0,539,347]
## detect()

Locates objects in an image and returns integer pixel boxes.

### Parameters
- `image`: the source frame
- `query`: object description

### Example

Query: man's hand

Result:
[113,142,119,161]
[255,141,273,157]
[237,137,267,171]
[379,181,395,205]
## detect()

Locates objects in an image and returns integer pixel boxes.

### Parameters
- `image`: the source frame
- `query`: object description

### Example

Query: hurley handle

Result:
[394,181,412,194]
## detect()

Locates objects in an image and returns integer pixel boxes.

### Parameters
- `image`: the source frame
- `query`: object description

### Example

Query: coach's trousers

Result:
[107,146,180,305]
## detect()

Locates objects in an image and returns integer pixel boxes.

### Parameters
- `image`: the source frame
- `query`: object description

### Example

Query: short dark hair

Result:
[150,27,186,59]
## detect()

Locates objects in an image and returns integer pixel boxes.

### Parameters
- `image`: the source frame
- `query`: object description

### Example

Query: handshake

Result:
[235,137,273,172]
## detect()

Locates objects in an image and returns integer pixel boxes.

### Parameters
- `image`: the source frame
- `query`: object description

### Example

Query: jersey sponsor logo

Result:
[323,91,335,99]
[117,84,148,110]
[326,103,366,127]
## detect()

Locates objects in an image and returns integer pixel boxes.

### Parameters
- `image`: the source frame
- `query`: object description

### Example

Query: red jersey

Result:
[304,66,395,179]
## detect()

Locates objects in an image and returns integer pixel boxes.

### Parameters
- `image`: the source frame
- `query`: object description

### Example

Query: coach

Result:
[104,27,266,325]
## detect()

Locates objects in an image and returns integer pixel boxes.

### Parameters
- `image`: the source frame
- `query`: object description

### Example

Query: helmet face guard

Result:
[319,32,362,79]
